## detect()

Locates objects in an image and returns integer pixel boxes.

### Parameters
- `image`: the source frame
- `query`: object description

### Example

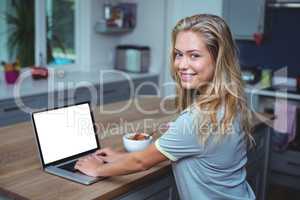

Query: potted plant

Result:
[1,61,20,84]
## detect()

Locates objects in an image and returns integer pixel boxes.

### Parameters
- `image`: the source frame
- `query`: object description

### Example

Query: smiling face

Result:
[174,31,215,90]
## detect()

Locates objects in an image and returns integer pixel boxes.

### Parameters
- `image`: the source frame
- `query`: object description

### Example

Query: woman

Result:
[75,14,255,200]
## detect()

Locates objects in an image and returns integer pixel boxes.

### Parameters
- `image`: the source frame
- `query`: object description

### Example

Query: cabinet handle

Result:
[4,106,21,112]
[287,161,300,168]
[58,97,75,102]
[103,89,116,94]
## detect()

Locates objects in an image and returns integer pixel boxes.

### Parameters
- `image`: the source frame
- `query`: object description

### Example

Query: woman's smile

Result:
[179,72,197,82]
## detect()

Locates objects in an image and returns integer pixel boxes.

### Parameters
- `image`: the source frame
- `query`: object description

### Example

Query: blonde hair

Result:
[170,14,252,145]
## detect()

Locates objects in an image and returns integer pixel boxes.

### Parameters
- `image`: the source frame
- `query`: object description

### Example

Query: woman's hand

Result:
[76,144,168,177]
[93,148,125,163]
[74,155,104,177]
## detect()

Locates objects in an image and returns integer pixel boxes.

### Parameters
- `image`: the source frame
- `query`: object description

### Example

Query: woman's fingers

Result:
[93,153,103,160]
[94,148,109,156]
[80,156,91,161]
[75,160,82,169]
[77,155,93,165]
[75,155,104,170]
[95,148,117,157]
[98,155,109,163]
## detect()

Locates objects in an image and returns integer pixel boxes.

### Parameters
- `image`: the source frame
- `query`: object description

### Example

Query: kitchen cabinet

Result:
[270,150,300,190]
[0,74,158,127]
[245,88,300,191]
[222,0,267,40]
[114,173,179,200]
[0,94,48,126]
[166,0,267,40]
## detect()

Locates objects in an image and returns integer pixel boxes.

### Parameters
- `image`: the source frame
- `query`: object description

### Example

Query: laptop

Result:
[31,102,104,185]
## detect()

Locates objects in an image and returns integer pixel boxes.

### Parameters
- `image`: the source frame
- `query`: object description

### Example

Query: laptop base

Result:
[45,166,104,185]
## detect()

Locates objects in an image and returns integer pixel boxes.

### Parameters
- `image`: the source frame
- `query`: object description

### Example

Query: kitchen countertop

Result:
[0,97,176,200]
[0,69,158,101]
[246,85,300,100]
[0,97,273,200]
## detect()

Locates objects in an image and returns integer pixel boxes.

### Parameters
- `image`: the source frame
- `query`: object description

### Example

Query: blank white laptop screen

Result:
[33,103,98,164]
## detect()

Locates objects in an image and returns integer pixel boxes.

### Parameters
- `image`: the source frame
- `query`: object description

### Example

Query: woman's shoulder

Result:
[167,107,199,137]
[174,106,199,130]
[177,105,199,123]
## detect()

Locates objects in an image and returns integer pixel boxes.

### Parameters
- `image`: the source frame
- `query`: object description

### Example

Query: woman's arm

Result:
[75,143,168,177]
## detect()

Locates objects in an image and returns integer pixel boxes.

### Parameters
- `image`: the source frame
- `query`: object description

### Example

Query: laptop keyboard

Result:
[59,161,78,172]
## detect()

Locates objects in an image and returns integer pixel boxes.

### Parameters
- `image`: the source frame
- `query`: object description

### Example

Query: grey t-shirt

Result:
[155,107,255,200]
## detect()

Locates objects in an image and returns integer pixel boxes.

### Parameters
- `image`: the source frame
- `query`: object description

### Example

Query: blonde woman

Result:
[75,14,255,200]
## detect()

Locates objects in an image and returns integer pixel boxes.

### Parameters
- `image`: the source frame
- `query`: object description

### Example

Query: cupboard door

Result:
[100,81,130,105]
[223,0,266,40]
[271,150,300,176]
[0,94,48,126]
[133,76,159,96]
[72,85,99,104]
[114,174,178,200]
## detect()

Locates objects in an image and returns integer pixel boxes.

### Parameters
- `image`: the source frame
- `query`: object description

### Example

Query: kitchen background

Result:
[2,0,298,90]
[238,8,300,76]
[0,0,300,199]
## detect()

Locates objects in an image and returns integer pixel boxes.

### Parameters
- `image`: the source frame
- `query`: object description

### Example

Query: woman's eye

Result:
[174,52,183,58]
[191,54,200,59]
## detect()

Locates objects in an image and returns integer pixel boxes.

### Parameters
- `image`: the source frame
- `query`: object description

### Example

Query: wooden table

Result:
[0,97,178,200]
[0,97,273,200]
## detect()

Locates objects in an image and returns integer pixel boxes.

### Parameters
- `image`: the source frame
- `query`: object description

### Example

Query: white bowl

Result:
[122,133,152,152]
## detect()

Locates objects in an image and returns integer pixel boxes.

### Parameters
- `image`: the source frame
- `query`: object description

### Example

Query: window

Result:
[0,0,35,67]
[46,0,75,65]
[0,0,85,70]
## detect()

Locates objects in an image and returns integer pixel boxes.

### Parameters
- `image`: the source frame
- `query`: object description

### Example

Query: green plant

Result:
[4,0,67,67]
[5,0,35,67]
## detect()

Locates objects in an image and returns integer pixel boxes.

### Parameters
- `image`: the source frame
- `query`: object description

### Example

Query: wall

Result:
[237,8,300,77]
[89,0,121,71]
[89,0,167,73]
[162,0,223,97]
[119,0,166,74]
[87,0,225,96]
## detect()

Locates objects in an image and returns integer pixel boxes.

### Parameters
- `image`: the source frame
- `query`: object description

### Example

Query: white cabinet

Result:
[166,0,266,40]
[223,0,267,40]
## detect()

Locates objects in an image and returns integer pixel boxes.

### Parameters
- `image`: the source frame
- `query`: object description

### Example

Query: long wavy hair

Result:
[170,14,252,145]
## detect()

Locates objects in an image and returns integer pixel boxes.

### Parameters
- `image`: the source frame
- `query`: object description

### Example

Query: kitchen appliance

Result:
[115,45,150,73]
[241,67,261,84]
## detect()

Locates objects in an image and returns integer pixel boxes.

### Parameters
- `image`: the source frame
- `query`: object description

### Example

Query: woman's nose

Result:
[178,56,189,70]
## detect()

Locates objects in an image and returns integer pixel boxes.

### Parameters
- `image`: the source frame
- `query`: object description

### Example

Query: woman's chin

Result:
[181,81,196,90]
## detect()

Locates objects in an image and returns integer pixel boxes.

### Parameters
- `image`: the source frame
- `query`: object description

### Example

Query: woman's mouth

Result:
[179,72,196,82]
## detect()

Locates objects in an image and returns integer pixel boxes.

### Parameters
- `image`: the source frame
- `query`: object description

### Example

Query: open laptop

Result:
[31,102,104,185]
